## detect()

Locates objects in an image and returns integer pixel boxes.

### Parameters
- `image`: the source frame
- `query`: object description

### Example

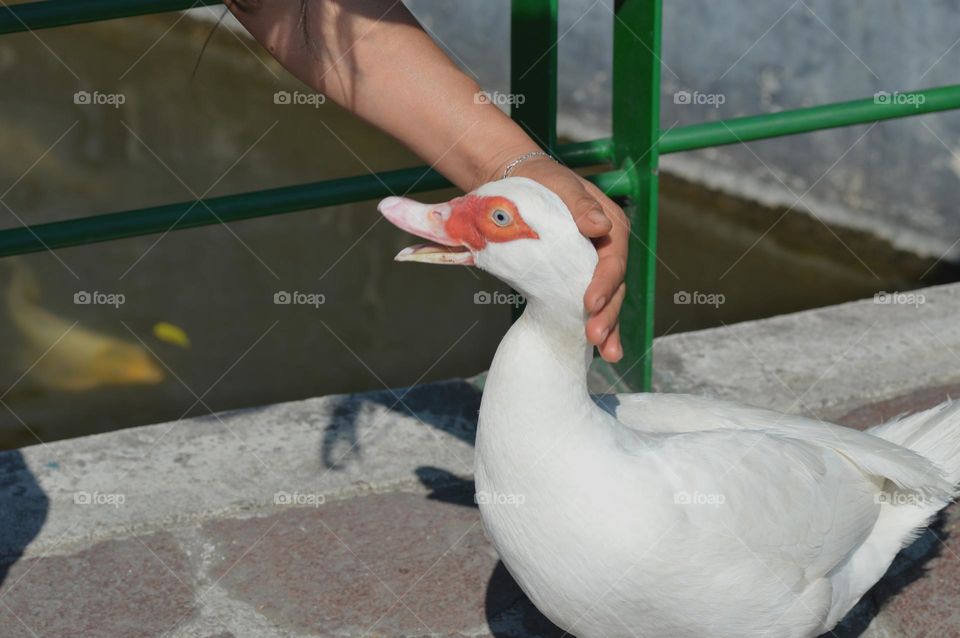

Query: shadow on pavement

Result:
[0,450,49,590]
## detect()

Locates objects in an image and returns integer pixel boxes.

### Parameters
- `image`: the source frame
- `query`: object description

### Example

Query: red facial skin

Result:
[444,195,539,250]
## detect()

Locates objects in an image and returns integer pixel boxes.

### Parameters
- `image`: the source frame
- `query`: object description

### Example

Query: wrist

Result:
[471,137,545,189]
[444,105,542,190]
[500,151,557,179]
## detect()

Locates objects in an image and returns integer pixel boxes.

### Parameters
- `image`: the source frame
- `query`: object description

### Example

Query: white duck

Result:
[378,178,960,638]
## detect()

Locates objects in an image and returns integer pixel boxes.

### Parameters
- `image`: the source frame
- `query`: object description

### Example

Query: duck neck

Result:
[476,295,600,480]
[485,296,593,413]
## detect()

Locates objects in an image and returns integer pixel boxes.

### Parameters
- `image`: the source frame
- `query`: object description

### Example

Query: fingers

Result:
[587,280,625,346]
[584,249,627,315]
[584,195,629,305]
[598,322,622,363]
[585,202,628,362]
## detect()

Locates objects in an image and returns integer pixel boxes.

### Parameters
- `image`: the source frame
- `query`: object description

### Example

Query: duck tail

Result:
[869,399,960,490]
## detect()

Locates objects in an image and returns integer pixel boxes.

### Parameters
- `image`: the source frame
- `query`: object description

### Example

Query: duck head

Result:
[378,178,598,324]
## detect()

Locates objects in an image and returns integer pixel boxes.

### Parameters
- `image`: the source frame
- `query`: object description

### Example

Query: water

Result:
[652,173,960,335]
[0,13,955,449]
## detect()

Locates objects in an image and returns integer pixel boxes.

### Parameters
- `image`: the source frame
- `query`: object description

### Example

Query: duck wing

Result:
[622,428,880,636]
[598,392,952,500]
[591,393,956,634]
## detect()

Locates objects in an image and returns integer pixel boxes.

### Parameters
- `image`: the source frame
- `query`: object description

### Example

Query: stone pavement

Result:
[3,283,960,637]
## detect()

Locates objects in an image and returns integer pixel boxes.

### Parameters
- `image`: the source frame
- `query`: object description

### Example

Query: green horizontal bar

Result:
[397,85,960,164]
[659,84,960,154]
[558,137,612,167]
[0,142,615,258]
[0,167,443,257]
[589,169,632,198]
[0,0,221,35]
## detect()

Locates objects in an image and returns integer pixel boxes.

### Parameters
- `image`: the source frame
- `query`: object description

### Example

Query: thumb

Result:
[566,191,612,238]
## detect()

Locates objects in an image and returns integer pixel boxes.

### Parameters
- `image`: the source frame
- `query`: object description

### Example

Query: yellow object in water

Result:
[6,260,165,392]
[153,321,191,348]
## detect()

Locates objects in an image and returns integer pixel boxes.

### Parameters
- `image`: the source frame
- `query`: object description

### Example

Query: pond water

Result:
[1,13,955,449]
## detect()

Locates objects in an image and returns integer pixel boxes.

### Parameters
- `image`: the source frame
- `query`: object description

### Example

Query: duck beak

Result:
[378,196,475,265]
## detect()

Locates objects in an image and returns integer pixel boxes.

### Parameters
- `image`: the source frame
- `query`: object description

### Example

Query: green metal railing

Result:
[2,0,960,389]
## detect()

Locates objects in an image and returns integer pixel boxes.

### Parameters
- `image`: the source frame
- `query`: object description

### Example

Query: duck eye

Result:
[491,208,513,227]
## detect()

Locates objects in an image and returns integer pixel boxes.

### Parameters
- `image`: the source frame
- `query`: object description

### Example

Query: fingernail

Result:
[592,296,606,313]
[588,210,608,226]
[600,327,610,342]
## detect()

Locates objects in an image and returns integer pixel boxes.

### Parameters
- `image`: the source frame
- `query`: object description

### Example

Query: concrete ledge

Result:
[1,381,481,558]
[3,283,960,637]
[652,282,960,420]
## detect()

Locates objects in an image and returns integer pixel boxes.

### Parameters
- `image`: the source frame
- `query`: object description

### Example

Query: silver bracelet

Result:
[502,151,556,179]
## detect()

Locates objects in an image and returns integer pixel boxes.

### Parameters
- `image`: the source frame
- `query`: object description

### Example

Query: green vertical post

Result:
[509,0,558,151]
[613,0,661,390]
[509,0,558,320]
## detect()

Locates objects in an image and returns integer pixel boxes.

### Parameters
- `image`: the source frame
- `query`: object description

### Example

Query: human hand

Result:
[508,157,629,363]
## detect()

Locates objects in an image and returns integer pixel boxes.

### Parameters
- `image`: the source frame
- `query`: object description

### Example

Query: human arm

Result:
[226,0,629,360]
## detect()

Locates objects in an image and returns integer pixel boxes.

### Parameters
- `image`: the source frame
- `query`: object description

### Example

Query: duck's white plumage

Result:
[379,178,960,638]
